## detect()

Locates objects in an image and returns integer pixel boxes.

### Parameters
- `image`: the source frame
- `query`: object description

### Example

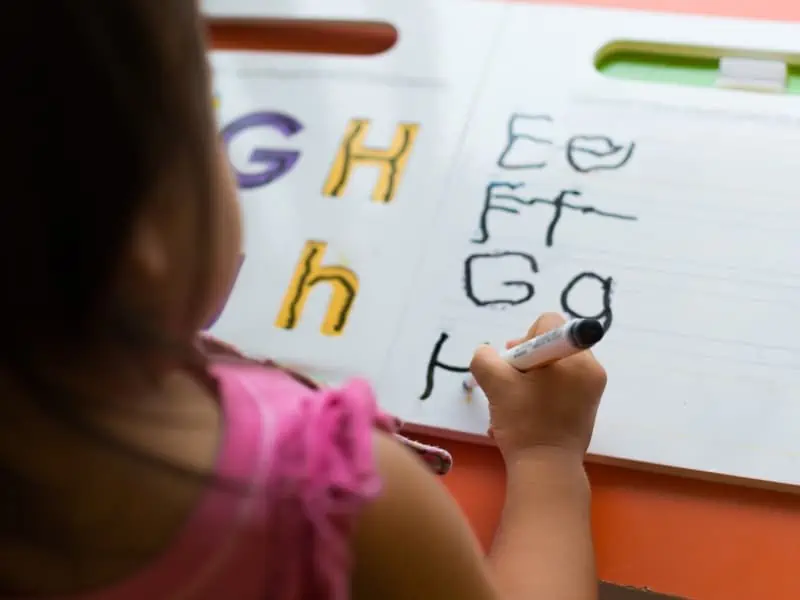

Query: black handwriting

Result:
[463,251,539,307]
[560,271,614,330]
[497,114,636,174]
[497,113,554,170]
[566,135,635,173]
[473,182,637,246]
[420,332,471,401]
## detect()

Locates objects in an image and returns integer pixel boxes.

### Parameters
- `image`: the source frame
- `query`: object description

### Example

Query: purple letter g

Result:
[221,111,303,189]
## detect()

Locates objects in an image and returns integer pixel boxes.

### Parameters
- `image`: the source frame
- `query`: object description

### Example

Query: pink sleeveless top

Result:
[48,339,452,600]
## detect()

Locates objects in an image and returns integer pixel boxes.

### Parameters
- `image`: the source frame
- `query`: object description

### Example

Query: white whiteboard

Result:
[205,0,800,489]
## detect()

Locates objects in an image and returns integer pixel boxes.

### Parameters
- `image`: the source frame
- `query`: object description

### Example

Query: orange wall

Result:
[209,2,800,597]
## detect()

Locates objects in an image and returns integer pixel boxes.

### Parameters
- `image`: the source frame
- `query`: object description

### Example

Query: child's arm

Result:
[488,448,595,599]
[353,313,605,600]
[352,432,595,600]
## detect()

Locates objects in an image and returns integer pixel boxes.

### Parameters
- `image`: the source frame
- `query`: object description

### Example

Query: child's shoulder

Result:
[185,336,400,598]
[164,336,454,599]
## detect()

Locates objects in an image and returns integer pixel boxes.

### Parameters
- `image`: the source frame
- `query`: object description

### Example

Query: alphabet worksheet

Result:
[206,0,800,489]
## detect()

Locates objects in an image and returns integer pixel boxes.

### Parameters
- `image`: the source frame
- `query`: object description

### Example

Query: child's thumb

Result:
[469,344,514,396]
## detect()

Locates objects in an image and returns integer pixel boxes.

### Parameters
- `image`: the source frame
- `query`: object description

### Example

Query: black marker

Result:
[463,318,605,391]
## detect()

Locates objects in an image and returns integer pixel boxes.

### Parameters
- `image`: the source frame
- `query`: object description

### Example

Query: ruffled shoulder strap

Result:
[196,334,452,475]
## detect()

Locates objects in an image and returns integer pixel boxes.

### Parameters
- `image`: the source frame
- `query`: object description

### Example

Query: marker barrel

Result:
[462,318,604,392]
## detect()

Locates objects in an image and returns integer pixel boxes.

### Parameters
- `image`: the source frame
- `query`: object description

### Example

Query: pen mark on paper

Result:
[413,114,638,400]
[497,113,554,170]
[566,135,635,173]
[560,271,614,330]
[420,332,470,401]
[463,251,539,307]
[496,113,636,174]
[472,182,638,246]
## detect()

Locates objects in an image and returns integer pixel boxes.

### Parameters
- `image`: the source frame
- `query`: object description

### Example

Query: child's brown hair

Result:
[0,2,223,589]
[1,2,217,353]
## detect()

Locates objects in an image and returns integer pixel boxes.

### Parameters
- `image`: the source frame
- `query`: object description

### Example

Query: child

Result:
[0,3,607,599]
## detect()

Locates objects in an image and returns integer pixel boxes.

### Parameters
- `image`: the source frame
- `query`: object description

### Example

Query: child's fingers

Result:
[526,312,566,339]
[505,313,567,349]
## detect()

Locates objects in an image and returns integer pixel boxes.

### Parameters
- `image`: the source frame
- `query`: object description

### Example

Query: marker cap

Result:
[568,319,605,349]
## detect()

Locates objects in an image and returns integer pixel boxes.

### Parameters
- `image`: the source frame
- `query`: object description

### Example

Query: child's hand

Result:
[469,312,607,463]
